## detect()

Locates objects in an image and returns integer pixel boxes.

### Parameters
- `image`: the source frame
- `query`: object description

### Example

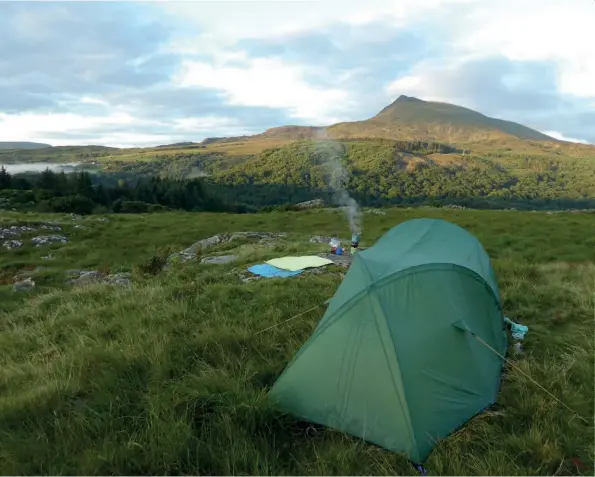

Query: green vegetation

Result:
[0,208,593,475]
[0,145,123,164]
[2,97,594,213]
[204,139,595,210]
[0,167,246,214]
[8,137,592,212]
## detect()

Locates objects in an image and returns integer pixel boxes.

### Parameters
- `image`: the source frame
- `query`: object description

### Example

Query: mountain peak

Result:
[329,96,557,143]
[395,95,424,103]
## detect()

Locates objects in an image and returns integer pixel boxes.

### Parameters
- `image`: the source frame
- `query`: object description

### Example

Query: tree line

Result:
[2,137,594,214]
[207,140,595,210]
[0,167,249,214]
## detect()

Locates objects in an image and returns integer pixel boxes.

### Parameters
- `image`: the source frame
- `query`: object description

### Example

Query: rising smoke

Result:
[314,129,362,234]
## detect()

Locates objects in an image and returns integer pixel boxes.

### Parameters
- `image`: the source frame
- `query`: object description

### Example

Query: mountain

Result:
[189,96,592,210]
[261,96,556,144]
[1,94,593,212]
[0,142,52,150]
[0,97,567,159]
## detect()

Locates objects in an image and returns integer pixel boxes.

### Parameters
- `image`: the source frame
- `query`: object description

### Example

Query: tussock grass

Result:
[0,207,593,475]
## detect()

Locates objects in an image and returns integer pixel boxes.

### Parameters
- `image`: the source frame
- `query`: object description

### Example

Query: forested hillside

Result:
[2,137,594,212]
[0,167,244,214]
[96,139,594,210]
[2,97,594,212]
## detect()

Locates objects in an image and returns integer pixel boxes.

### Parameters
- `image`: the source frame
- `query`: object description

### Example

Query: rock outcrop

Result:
[2,240,23,250]
[200,255,238,265]
[106,273,132,287]
[0,225,36,239]
[296,199,326,209]
[67,270,132,287]
[39,224,62,231]
[12,277,35,292]
[167,232,285,266]
[364,208,387,215]
[1,223,67,251]
[32,235,68,246]
[309,235,333,244]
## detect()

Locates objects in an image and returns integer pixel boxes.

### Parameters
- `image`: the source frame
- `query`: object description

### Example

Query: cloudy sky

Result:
[1,0,593,147]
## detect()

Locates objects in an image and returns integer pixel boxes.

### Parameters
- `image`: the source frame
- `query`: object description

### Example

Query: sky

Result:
[0,0,593,147]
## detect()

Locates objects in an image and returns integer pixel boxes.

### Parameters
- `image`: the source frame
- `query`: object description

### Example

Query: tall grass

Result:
[0,207,593,475]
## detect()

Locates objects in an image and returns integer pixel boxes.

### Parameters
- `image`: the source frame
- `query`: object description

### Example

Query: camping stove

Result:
[350,232,360,255]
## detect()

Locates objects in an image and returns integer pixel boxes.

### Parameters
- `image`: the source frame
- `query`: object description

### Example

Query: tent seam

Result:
[322,262,502,328]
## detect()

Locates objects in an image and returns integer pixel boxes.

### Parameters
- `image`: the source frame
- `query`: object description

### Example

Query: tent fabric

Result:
[266,256,334,272]
[268,218,507,463]
[247,264,303,278]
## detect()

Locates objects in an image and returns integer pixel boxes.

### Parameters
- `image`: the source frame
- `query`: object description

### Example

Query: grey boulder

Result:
[200,255,238,265]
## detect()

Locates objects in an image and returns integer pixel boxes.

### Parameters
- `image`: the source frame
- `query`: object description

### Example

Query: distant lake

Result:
[1,162,83,174]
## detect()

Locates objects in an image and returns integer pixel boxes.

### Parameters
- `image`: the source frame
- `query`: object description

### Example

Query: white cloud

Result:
[90,132,182,149]
[79,96,110,107]
[0,111,248,147]
[0,111,135,139]
[385,64,461,104]
[159,0,473,50]
[387,73,439,99]
[172,116,240,131]
[542,131,589,145]
[173,57,351,124]
[387,0,595,103]
[159,0,389,41]
[452,0,595,99]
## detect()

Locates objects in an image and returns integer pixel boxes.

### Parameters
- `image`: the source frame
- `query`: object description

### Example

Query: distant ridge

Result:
[0,142,52,150]
[0,97,566,150]
[257,95,556,144]
[155,142,200,148]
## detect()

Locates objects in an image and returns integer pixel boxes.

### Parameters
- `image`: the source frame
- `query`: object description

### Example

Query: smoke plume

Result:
[314,129,362,234]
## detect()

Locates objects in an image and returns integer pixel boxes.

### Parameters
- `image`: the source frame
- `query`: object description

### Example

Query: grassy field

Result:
[0,207,593,475]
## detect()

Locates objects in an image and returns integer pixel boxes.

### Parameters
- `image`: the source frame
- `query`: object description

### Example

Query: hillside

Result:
[208,140,595,209]
[0,145,122,164]
[3,138,594,212]
[0,141,52,150]
[2,96,594,212]
[346,95,554,141]
[0,208,593,475]
[0,96,576,163]
[258,96,557,144]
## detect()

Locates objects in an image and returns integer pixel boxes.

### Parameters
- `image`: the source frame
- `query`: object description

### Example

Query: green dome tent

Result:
[269,218,508,463]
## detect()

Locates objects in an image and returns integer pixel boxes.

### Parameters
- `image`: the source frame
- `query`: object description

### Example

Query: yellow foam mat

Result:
[265,256,334,272]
